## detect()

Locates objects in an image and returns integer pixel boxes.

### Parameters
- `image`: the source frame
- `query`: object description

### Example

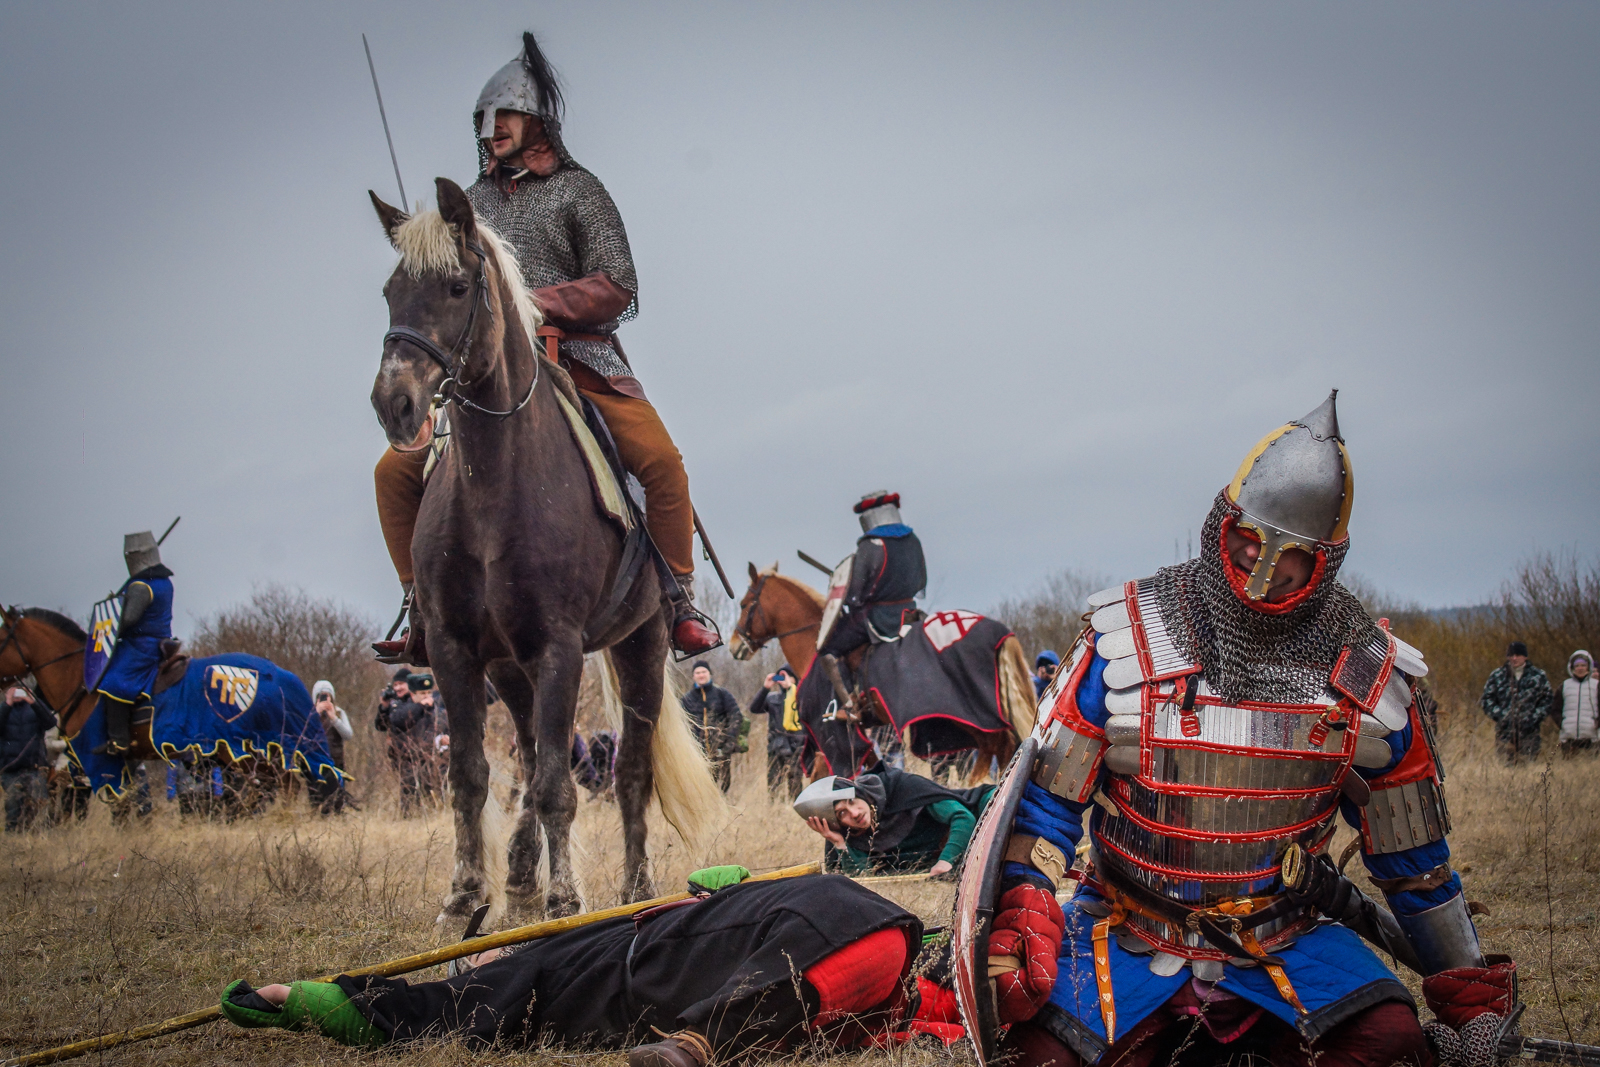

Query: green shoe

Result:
[220,979,286,1029]
[280,981,387,1048]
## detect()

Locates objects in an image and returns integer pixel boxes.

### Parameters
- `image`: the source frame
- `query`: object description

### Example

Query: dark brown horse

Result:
[369,179,719,919]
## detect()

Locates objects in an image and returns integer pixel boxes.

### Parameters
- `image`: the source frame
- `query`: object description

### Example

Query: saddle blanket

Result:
[73,653,339,799]
[800,611,1016,774]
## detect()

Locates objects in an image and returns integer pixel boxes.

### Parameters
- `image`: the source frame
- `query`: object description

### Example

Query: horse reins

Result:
[734,573,820,651]
[384,241,539,420]
[0,610,92,722]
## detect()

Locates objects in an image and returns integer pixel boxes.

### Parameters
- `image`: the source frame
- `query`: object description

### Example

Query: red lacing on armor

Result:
[1093,818,1338,882]
[1103,779,1342,843]
[1218,513,1333,615]
[804,926,911,1026]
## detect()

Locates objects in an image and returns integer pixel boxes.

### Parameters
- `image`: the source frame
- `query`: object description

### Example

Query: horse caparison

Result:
[727,565,1038,784]
[369,179,720,920]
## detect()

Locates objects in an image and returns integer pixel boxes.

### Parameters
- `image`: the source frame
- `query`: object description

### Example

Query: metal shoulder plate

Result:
[951,735,1039,1067]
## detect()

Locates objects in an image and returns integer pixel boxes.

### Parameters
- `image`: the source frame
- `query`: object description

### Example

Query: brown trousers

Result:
[374,388,694,586]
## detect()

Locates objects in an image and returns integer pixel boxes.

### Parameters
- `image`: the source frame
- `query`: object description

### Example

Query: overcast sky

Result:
[2,2,1596,635]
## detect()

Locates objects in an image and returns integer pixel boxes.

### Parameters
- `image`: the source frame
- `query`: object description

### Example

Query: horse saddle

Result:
[152,638,189,697]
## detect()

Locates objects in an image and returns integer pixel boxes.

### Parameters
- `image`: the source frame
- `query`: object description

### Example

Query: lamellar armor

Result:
[1027,392,1479,1005]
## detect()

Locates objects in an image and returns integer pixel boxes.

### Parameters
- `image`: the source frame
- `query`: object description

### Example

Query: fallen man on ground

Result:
[219,867,962,1065]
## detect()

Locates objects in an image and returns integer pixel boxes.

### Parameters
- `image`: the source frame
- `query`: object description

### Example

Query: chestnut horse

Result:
[368,180,720,920]
[728,564,1037,783]
[0,607,96,735]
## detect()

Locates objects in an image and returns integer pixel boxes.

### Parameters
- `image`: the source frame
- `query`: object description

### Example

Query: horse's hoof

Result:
[438,890,483,921]
[545,887,582,918]
[626,875,657,904]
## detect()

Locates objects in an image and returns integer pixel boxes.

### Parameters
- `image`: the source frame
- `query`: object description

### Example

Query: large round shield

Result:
[815,554,854,651]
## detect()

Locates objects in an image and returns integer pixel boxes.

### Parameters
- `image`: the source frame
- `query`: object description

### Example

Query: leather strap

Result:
[535,324,614,364]
[1370,862,1454,894]
[1003,834,1069,891]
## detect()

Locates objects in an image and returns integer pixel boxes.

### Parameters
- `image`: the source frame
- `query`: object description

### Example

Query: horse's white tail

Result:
[997,635,1039,740]
[592,651,625,732]
[649,661,725,846]
[478,766,512,925]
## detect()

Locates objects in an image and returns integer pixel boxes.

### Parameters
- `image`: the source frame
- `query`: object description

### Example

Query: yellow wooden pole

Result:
[2,861,822,1067]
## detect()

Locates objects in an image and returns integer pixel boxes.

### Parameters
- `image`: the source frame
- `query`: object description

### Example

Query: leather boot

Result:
[628,1029,712,1067]
[667,576,721,656]
[373,586,429,666]
[818,654,859,723]
[92,701,134,756]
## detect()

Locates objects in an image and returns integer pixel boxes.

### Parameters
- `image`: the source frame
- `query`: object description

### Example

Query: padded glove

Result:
[1422,954,1516,1029]
[986,884,1064,1023]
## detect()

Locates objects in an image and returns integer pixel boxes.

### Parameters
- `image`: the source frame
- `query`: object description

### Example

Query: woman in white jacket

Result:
[1554,650,1598,756]
[311,680,354,811]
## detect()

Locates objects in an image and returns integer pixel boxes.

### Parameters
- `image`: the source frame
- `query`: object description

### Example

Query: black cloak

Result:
[334,873,918,1051]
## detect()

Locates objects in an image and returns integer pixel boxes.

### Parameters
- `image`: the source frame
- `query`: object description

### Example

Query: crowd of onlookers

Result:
[1480,641,1598,764]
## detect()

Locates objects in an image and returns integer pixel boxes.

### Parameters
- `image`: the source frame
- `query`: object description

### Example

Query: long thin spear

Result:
[362,33,408,210]
[2,861,821,1067]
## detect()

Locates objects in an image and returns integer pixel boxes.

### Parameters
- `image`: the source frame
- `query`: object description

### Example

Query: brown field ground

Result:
[1,710,1596,1066]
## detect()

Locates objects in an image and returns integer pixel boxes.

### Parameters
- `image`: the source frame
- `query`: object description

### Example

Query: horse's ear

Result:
[747,562,759,582]
[370,190,408,244]
[772,560,780,573]
[436,177,477,240]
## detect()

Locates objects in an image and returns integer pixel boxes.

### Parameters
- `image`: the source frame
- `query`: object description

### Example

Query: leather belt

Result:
[1088,867,1305,967]
[536,324,614,364]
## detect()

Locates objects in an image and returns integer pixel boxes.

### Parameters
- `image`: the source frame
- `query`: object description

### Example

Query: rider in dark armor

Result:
[91,532,174,756]
[372,31,718,662]
[818,491,927,657]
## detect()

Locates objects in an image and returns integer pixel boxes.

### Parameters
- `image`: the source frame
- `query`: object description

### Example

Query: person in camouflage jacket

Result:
[1480,640,1554,764]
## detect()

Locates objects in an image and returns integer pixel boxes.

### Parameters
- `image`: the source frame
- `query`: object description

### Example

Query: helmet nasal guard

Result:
[1224,390,1353,603]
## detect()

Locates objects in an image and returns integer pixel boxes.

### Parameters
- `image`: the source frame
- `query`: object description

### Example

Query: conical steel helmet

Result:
[474,32,564,140]
[1224,390,1353,602]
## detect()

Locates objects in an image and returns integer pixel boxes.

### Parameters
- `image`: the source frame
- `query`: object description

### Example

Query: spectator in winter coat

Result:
[1,686,58,831]
[1032,650,1059,698]
[386,675,448,815]
[309,680,353,814]
[681,663,742,792]
[1553,650,1598,757]
[750,666,806,799]
[1480,641,1554,764]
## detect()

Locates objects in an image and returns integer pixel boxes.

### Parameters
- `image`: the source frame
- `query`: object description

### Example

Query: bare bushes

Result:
[988,567,1112,658]
[1389,552,1599,722]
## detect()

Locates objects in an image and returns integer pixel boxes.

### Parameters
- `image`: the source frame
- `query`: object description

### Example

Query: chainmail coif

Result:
[1149,491,1384,705]
[467,118,639,379]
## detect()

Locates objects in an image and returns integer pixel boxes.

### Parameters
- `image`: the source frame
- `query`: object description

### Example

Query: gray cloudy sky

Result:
[2,2,1596,635]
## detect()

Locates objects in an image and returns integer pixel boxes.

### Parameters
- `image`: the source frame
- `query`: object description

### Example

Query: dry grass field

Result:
[0,709,1596,1067]
[3,552,1597,1065]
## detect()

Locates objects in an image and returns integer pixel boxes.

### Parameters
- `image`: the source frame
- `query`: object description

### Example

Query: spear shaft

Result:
[362,33,408,210]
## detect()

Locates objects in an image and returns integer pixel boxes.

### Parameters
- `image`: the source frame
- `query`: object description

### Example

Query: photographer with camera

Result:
[750,666,805,799]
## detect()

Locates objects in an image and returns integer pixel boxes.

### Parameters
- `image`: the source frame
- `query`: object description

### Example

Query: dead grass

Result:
[1,704,1596,1065]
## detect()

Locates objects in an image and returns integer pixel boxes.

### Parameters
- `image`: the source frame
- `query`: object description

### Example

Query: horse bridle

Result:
[0,608,91,721]
[733,573,819,652]
[384,241,539,420]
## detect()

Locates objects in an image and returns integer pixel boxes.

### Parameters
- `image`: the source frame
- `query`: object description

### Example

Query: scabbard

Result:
[1282,844,1424,975]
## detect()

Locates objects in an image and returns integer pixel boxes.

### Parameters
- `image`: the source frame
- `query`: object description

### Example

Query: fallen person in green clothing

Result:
[796,764,994,876]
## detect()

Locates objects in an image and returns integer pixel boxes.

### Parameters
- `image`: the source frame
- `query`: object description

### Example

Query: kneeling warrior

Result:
[981,392,1515,1066]
[221,870,958,1064]
[90,532,175,756]
[372,31,718,662]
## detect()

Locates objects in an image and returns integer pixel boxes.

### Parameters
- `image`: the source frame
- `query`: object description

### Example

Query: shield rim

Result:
[815,554,854,651]
[951,734,1040,1065]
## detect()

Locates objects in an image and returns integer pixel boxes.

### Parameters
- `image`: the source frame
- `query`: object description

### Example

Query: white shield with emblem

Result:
[815,555,854,651]
[83,593,124,692]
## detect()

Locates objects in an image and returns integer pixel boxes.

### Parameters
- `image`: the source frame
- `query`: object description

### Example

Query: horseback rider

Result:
[91,532,174,757]
[817,492,927,658]
[372,31,718,662]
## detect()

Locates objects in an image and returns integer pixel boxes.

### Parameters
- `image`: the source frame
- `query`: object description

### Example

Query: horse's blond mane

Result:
[390,208,544,347]
[759,567,826,609]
